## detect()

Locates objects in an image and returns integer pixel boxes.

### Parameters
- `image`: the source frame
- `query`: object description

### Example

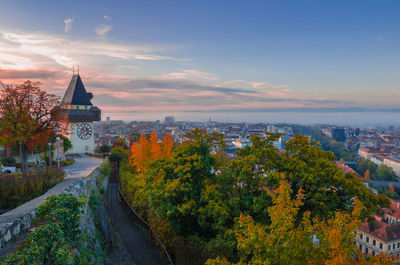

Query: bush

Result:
[0,167,65,209]
[62,158,75,166]
[1,156,16,166]
[109,152,122,163]
[0,194,80,265]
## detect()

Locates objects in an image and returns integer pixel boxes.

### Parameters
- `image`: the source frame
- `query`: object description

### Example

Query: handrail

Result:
[119,187,174,265]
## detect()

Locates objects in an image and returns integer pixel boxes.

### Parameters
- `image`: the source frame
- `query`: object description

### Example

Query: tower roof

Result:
[61,74,93,105]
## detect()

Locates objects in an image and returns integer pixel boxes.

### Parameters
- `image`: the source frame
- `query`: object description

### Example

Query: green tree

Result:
[62,136,72,153]
[376,165,397,181]
[146,130,233,239]
[96,144,110,154]
[235,134,389,221]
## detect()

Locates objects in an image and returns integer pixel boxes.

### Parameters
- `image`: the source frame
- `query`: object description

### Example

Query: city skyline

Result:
[1,1,400,120]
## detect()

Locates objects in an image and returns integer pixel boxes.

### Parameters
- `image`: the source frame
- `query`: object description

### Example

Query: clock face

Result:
[77,123,92,140]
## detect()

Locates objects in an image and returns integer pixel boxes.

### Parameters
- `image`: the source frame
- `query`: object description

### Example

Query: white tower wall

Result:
[68,122,95,154]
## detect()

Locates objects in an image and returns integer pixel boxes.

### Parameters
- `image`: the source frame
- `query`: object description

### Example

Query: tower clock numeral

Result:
[77,123,93,140]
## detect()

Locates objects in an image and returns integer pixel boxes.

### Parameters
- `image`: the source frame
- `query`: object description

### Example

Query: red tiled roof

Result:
[359,220,400,242]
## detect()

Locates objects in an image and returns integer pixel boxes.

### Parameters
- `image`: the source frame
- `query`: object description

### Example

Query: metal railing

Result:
[118,187,174,265]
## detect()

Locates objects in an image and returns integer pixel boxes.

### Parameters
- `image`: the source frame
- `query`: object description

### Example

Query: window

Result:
[398,243,400,248]
[380,243,383,249]
[75,105,79,110]
[366,236,369,243]
[84,105,88,109]
[393,243,395,249]
[372,251,375,256]
[373,240,376,246]
[360,234,363,239]
[359,244,362,250]
[365,247,368,254]
[389,245,391,250]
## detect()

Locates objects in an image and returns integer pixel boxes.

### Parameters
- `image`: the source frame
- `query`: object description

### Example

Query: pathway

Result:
[108,183,162,265]
[0,156,103,223]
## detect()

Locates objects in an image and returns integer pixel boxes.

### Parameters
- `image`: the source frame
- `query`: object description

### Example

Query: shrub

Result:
[1,156,16,166]
[0,194,81,265]
[0,167,65,209]
[62,158,75,166]
[109,152,121,163]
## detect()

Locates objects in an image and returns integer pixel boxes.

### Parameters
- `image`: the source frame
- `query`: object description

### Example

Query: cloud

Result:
[64,18,74,33]
[215,80,243,87]
[249,81,268,89]
[0,27,372,117]
[95,24,112,37]
[0,69,61,79]
[163,69,219,81]
[104,15,111,21]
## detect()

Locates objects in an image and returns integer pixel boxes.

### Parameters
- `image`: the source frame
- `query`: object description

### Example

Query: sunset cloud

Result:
[163,69,219,81]
[215,80,244,87]
[249,81,268,89]
[0,27,363,118]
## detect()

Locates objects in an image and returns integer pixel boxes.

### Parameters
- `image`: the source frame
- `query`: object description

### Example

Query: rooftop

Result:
[61,74,93,106]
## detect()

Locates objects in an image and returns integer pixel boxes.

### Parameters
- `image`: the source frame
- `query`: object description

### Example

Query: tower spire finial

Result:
[72,66,75,76]
[78,65,79,75]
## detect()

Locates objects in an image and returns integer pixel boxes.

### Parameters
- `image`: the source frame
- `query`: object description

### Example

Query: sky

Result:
[0,0,399,121]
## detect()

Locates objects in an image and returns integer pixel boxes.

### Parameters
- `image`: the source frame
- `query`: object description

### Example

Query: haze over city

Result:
[1,0,399,125]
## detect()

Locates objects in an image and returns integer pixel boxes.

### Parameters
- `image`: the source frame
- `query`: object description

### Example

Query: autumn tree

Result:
[364,169,371,183]
[207,179,397,265]
[129,132,173,172]
[0,81,63,171]
[113,137,128,149]
[389,182,395,193]
[161,134,173,158]
[150,131,161,159]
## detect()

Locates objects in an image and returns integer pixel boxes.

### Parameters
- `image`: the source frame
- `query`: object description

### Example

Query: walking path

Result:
[0,157,103,223]
[108,183,162,265]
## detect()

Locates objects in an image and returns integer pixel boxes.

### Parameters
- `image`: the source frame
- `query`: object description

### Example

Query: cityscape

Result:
[1,1,400,265]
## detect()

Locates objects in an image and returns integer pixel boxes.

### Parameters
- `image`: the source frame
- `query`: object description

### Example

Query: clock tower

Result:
[59,74,101,154]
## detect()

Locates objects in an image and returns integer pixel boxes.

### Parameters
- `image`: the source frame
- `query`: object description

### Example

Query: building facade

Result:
[355,200,400,256]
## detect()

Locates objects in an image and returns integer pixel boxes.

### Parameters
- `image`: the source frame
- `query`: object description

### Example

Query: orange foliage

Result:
[150,131,161,160]
[162,134,173,158]
[389,182,395,193]
[129,131,173,172]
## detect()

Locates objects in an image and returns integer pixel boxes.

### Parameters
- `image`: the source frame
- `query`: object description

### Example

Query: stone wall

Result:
[0,169,101,251]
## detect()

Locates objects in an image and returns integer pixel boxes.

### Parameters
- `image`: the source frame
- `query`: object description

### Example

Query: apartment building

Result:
[355,199,400,256]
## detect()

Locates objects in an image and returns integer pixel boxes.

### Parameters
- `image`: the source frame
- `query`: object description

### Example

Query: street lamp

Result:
[48,142,52,167]
[56,137,60,168]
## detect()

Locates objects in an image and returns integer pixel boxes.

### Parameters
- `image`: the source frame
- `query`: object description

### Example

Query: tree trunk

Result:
[19,143,27,172]
[19,143,25,172]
